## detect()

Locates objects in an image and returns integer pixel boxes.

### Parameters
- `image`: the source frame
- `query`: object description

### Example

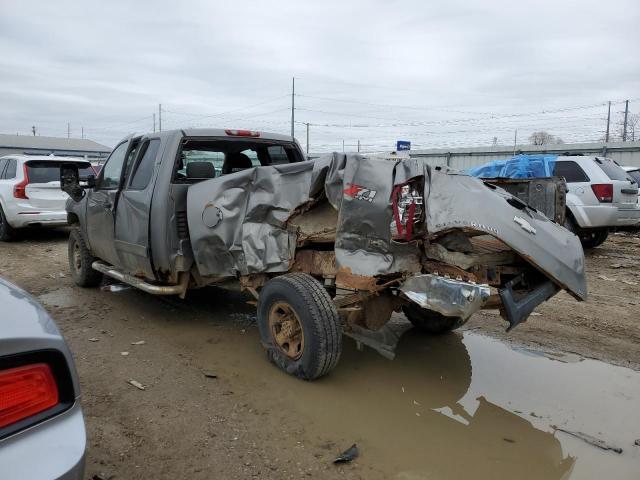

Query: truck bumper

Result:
[400,274,491,321]
[400,273,561,331]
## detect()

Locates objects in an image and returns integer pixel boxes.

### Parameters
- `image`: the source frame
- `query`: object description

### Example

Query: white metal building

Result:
[0,134,111,159]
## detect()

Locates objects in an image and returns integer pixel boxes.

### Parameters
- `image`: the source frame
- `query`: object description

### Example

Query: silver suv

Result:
[556,156,640,247]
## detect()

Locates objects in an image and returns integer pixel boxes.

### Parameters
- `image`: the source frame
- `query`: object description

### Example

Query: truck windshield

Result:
[173,139,301,182]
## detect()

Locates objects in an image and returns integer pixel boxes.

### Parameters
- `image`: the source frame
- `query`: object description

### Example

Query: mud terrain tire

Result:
[68,228,103,287]
[403,303,464,334]
[0,205,16,241]
[257,273,342,380]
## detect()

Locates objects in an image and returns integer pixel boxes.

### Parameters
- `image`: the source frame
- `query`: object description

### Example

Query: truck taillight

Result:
[0,363,59,429]
[225,129,260,137]
[391,179,424,241]
[13,164,29,199]
[591,183,613,203]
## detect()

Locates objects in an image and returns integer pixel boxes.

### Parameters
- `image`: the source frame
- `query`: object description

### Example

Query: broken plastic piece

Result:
[333,444,359,464]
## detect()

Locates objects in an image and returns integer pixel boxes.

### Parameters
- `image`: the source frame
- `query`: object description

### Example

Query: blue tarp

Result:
[465,154,558,179]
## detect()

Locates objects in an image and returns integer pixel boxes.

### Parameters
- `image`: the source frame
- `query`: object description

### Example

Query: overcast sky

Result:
[0,0,638,151]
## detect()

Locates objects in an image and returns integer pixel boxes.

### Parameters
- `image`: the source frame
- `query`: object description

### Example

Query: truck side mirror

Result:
[60,164,85,202]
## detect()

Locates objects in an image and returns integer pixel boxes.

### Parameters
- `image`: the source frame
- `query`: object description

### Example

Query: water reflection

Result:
[320,327,576,479]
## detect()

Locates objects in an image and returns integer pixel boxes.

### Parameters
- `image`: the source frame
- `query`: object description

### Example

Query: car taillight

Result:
[224,129,260,137]
[0,363,58,428]
[391,178,424,241]
[13,164,29,199]
[591,183,613,203]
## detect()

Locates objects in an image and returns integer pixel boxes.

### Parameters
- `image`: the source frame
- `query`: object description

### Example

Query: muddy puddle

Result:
[42,286,640,479]
[163,291,640,480]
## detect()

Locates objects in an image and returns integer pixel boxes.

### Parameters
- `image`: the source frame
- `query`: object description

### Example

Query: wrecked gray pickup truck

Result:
[60,128,587,380]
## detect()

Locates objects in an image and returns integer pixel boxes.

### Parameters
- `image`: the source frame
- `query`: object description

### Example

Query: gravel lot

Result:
[1,228,639,479]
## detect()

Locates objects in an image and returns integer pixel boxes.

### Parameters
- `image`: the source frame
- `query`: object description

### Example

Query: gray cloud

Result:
[0,0,638,151]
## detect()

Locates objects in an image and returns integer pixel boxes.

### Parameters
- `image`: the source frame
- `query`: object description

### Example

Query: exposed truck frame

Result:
[61,128,587,380]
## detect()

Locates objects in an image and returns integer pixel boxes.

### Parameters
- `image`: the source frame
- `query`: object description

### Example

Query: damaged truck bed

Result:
[62,129,587,380]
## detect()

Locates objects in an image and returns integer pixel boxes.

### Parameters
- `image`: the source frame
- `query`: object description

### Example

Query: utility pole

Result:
[67,123,70,138]
[357,139,360,152]
[342,140,345,152]
[623,99,629,141]
[81,126,84,139]
[153,113,156,133]
[31,125,36,136]
[158,104,162,132]
[513,129,518,155]
[290,77,295,138]
[605,101,611,142]
[305,122,309,155]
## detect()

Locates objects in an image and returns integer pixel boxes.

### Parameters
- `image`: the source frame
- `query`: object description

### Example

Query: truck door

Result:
[113,136,163,280]
[85,138,135,267]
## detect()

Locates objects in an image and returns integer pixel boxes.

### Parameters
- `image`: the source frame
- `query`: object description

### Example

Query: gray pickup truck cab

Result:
[61,128,587,380]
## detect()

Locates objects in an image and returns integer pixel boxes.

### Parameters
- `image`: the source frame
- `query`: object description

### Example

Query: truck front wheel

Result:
[68,228,103,287]
[257,273,342,380]
[403,303,464,334]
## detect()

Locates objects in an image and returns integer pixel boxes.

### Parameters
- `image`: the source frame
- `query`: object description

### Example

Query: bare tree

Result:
[529,131,564,145]
[617,113,639,141]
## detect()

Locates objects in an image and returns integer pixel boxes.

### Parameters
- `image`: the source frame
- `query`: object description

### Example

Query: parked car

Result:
[60,128,587,380]
[0,276,86,479]
[622,166,640,202]
[0,155,95,241]
[467,154,640,248]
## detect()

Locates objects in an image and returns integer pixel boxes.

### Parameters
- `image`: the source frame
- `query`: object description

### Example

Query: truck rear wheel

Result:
[257,273,342,380]
[403,303,464,334]
[68,228,103,287]
[0,205,16,242]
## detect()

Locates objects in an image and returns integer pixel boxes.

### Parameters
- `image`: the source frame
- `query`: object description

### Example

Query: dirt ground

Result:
[1,229,639,479]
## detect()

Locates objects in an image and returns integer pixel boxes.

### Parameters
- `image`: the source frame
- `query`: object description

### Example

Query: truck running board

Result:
[92,261,188,297]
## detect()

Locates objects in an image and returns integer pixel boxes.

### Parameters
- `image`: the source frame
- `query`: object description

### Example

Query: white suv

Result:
[556,155,640,247]
[0,155,95,241]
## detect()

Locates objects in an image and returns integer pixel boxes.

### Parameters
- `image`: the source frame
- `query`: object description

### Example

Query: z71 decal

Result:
[343,183,377,202]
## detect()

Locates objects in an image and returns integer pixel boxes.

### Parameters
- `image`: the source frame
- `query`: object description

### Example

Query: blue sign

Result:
[396,140,411,151]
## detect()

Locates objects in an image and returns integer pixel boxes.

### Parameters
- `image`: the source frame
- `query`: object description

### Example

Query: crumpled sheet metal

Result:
[186,154,586,302]
[425,170,587,300]
[187,153,422,278]
[400,274,491,320]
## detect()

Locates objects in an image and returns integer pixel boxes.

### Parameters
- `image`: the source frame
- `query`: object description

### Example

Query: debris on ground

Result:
[553,426,623,454]
[120,352,129,356]
[333,444,359,464]
[634,439,640,447]
[597,275,616,282]
[621,279,638,286]
[131,340,145,345]
[88,338,99,342]
[128,379,146,391]
[203,371,218,379]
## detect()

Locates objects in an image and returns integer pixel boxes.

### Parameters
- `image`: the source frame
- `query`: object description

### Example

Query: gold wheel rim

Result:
[268,301,304,360]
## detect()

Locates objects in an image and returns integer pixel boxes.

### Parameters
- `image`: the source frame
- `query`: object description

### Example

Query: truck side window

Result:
[553,161,590,183]
[267,146,290,165]
[4,159,16,179]
[0,158,7,179]
[129,139,160,190]
[97,142,128,189]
